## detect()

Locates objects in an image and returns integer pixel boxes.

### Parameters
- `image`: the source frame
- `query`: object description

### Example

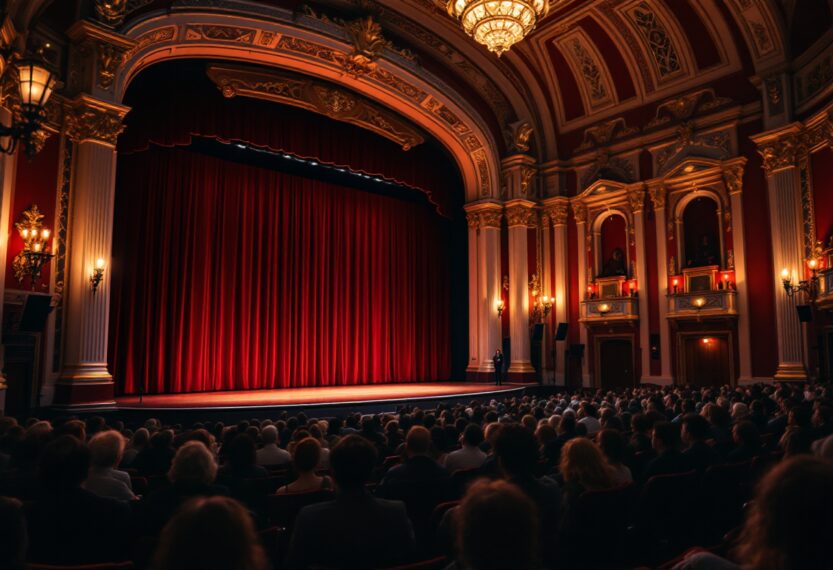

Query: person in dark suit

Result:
[493,349,505,385]
[25,436,131,565]
[642,422,691,482]
[681,414,719,473]
[286,435,415,569]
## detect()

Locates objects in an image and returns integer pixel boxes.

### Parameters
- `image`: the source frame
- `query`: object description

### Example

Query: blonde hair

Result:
[89,430,126,468]
[559,438,613,491]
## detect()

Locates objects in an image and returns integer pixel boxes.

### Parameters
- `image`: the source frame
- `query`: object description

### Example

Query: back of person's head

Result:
[652,421,680,451]
[330,434,377,491]
[733,420,760,448]
[780,428,812,457]
[152,496,267,570]
[493,424,538,477]
[226,433,256,470]
[462,423,484,447]
[0,497,26,570]
[735,456,833,570]
[597,429,627,466]
[38,435,90,491]
[56,419,86,441]
[681,413,711,443]
[261,425,278,445]
[292,437,321,473]
[457,479,539,570]
[88,430,126,469]
[131,427,150,448]
[151,429,174,449]
[560,437,613,490]
[405,425,432,457]
[558,414,576,434]
[169,441,217,486]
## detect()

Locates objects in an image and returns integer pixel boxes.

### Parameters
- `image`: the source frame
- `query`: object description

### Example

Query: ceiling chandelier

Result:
[447,0,549,56]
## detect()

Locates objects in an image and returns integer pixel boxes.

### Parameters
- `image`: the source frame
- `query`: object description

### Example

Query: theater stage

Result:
[115,382,525,415]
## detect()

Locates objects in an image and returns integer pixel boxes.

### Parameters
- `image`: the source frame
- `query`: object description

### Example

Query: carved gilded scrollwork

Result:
[93,0,128,27]
[466,212,480,230]
[505,204,537,228]
[549,202,569,226]
[64,97,129,145]
[96,42,127,89]
[342,16,388,77]
[206,65,424,150]
[507,121,533,153]
[627,187,645,213]
[479,209,503,229]
[757,134,801,176]
[649,184,667,210]
[723,164,745,195]
[520,166,536,196]
[572,201,588,224]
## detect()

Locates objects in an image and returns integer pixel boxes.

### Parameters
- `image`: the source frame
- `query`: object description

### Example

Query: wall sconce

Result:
[0,49,59,157]
[692,297,706,310]
[90,258,106,293]
[672,277,680,295]
[496,299,505,318]
[781,261,819,300]
[532,294,553,322]
[12,204,54,290]
[629,280,637,297]
[597,302,611,315]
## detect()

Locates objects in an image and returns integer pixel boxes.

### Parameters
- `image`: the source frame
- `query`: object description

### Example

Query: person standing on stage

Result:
[493,349,505,386]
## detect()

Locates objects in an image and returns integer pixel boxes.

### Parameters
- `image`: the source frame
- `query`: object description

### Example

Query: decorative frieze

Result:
[64,96,129,145]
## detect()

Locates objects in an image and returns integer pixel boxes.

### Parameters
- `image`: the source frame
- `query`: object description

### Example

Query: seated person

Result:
[256,425,291,467]
[138,440,227,536]
[600,247,627,277]
[455,479,540,570]
[286,435,415,569]
[642,422,691,481]
[0,497,26,570]
[25,435,131,565]
[443,423,487,472]
[152,496,268,570]
[277,437,333,494]
[84,430,136,501]
[727,421,762,463]
[681,414,719,473]
[377,426,449,493]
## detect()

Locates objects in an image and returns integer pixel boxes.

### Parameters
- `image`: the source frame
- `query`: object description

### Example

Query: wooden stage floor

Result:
[115,382,524,411]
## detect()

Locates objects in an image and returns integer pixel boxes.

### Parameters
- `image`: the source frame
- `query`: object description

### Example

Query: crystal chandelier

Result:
[447,0,549,56]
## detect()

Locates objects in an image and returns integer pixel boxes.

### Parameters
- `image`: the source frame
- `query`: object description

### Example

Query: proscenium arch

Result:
[114,10,502,205]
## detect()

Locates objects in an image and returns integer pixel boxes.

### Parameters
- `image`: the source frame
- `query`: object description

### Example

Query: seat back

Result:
[639,470,702,558]
[381,556,448,570]
[27,562,134,570]
[562,484,635,566]
[701,461,750,543]
[266,490,334,529]
[449,468,481,499]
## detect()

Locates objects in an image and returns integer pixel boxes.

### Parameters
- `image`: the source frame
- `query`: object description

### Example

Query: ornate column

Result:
[647,183,673,384]
[543,197,569,385]
[464,202,503,381]
[0,105,18,411]
[505,200,537,381]
[627,186,651,381]
[540,212,553,383]
[53,95,129,407]
[753,126,808,380]
[724,160,755,383]
[572,201,590,386]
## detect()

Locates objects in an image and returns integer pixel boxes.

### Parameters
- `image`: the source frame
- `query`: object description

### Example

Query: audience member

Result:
[277,437,332,494]
[84,430,136,501]
[444,423,487,472]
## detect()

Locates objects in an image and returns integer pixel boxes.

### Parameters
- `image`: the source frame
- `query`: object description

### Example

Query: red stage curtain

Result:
[109,147,452,395]
[119,63,461,217]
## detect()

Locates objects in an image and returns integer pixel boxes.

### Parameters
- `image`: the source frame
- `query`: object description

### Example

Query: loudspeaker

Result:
[531,323,545,342]
[555,322,569,341]
[797,304,813,323]
[19,294,52,332]
[569,343,585,359]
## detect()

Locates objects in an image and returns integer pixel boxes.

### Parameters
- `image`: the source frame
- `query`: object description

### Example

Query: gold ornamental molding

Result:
[572,201,588,224]
[64,95,130,145]
[626,186,646,213]
[206,65,424,151]
[505,201,538,228]
[648,183,667,210]
[67,21,137,93]
[751,115,833,176]
[542,198,569,227]
[463,202,503,230]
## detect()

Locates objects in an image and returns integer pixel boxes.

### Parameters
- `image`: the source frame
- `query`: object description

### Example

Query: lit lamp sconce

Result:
[90,258,106,293]
[597,302,611,315]
[12,204,54,290]
[586,284,595,300]
[496,299,505,318]
[0,48,59,157]
[721,272,731,290]
[781,261,820,300]
[629,280,637,297]
[539,294,553,319]
[672,277,680,295]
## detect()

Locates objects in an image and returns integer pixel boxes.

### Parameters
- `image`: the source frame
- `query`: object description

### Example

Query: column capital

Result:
[464,201,503,229]
[723,160,746,196]
[64,95,130,145]
[751,123,804,176]
[571,200,587,225]
[626,185,646,214]
[542,198,570,227]
[648,183,667,210]
[504,199,537,228]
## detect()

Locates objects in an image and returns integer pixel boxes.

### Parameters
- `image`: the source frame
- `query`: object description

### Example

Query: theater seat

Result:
[27,562,134,570]
[381,556,448,570]
[700,462,751,543]
[266,490,334,529]
[637,470,701,564]
[561,483,635,568]
[449,468,481,499]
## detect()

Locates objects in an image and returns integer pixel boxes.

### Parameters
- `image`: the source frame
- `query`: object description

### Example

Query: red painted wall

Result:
[5,136,61,291]
[812,147,833,248]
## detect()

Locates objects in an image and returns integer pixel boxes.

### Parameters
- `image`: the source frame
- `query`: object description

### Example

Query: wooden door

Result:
[598,338,634,388]
[683,335,730,387]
